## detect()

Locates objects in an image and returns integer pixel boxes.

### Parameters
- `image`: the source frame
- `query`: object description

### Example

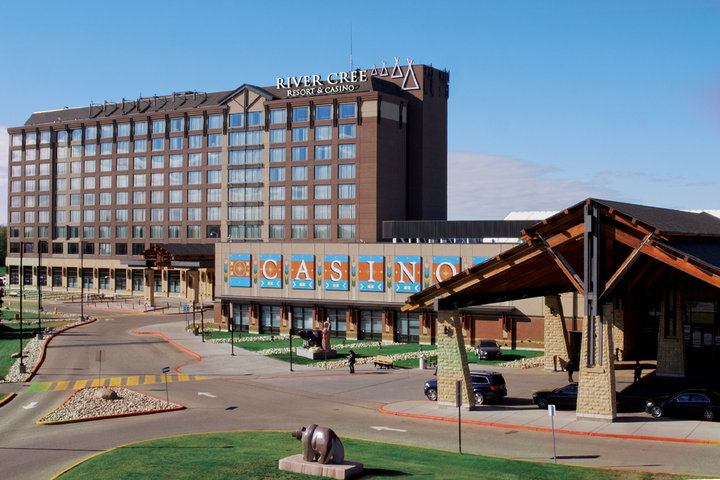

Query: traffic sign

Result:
[162,366,170,373]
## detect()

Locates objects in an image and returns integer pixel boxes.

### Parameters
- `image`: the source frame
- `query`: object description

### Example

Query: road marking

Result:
[54,381,69,391]
[109,377,122,387]
[26,382,50,392]
[177,374,190,382]
[73,380,88,389]
[370,426,407,432]
[91,378,105,387]
[23,402,38,410]
[198,392,216,398]
[126,376,139,386]
[144,375,156,385]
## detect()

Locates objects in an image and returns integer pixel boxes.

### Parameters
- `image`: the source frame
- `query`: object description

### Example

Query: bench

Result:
[374,355,394,369]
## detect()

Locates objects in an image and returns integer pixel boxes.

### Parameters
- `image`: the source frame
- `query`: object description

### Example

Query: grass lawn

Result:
[56,431,683,480]
[0,320,74,377]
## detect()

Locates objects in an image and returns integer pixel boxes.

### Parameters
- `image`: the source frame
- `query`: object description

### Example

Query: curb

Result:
[131,329,202,373]
[378,402,720,446]
[0,392,17,408]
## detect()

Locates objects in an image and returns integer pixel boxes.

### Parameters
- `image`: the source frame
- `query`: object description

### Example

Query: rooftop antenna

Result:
[350,23,353,71]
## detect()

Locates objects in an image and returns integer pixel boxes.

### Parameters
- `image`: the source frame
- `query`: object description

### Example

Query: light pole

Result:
[200,303,205,343]
[80,241,84,321]
[18,242,25,373]
[37,240,43,336]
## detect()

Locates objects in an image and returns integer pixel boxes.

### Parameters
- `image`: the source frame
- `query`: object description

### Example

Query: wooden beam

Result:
[639,242,720,289]
[536,233,584,293]
[600,233,652,301]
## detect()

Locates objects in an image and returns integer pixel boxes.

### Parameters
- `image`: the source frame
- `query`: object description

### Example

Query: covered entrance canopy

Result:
[403,198,720,421]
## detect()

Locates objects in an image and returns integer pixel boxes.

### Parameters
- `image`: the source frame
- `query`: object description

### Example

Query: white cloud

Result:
[447,150,619,219]
[0,129,7,225]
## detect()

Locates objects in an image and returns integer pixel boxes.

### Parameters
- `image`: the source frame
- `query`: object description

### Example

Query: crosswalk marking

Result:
[23,374,212,393]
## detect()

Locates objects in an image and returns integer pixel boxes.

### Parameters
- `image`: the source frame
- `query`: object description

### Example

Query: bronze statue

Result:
[292,424,345,464]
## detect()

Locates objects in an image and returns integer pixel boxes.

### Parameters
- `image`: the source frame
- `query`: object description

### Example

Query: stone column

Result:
[419,310,433,345]
[612,300,625,361]
[543,295,571,371]
[657,290,685,377]
[382,309,395,343]
[436,310,475,409]
[249,303,260,334]
[143,270,155,306]
[576,305,617,422]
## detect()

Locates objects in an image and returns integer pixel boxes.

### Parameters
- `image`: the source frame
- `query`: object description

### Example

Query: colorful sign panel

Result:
[472,256,491,266]
[323,255,349,291]
[394,255,422,293]
[291,254,315,290]
[259,254,282,289]
[431,256,461,286]
[358,255,384,292]
[228,254,251,287]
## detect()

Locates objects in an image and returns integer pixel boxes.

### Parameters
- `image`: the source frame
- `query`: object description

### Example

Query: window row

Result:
[269,224,355,240]
[269,124,355,143]
[267,165,355,181]
[269,103,357,124]
[268,204,356,220]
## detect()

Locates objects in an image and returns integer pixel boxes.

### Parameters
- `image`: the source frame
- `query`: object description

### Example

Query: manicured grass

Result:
[56,431,683,480]
[467,349,543,365]
[0,320,74,377]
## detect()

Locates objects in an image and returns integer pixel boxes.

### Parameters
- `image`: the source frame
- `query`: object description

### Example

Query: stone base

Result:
[278,454,363,479]
[296,348,338,360]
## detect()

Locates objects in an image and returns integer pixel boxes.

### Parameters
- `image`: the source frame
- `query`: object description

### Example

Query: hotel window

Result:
[207,170,221,184]
[247,149,262,164]
[100,209,112,222]
[314,224,331,239]
[207,207,221,220]
[70,177,81,190]
[229,113,244,128]
[40,147,50,160]
[168,208,182,221]
[152,138,164,151]
[187,226,201,239]
[85,126,97,140]
[25,211,35,223]
[314,164,331,180]
[270,109,286,124]
[116,209,128,222]
[71,129,82,142]
[54,211,65,223]
[117,141,130,154]
[12,133,22,145]
[339,103,356,119]
[26,149,37,161]
[26,195,36,207]
[188,135,201,149]
[152,155,164,169]
[25,179,36,191]
[99,192,111,205]
[99,226,111,238]
[57,162,67,174]
[208,134,222,147]
[134,139,147,152]
[291,224,307,239]
[151,190,164,204]
[25,164,36,176]
[316,105,332,121]
[188,171,201,185]
[59,131,69,143]
[134,156,147,169]
[292,127,308,142]
[117,175,129,188]
[315,125,332,141]
[246,131,262,145]
[269,205,284,220]
[291,185,307,200]
[314,184,331,199]
[84,144,97,156]
[187,207,202,221]
[71,145,81,158]
[10,196,20,208]
[168,225,181,238]
[207,151,221,165]
[247,111,262,126]
[151,208,164,221]
[11,150,21,162]
[188,153,202,167]
[39,194,50,207]
[269,167,285,182]
[118,123,130,137]
[207,188,221,202]
[10,212,20,224]
[315,145,331,160]
[170,118,184,132]
[133,208,145,222]
[101,125,113,138]
[270,128,286,143]
[169,172,183,185]
[83,177,95,190]
[229,132,245,146]
[269,224,284,239]
[169,154,183,168]
[117,157,129,170]
[83,192,96,205]
[10,180,20,192]
[100,176,112,188]
[338,143,356,159]
[338,184,355,199]
[169,190,182,203]
[38,211,50,224]
[100,159,112,171]
[83,226,95,238]
[338,204,356,219]
[57,146,67,159]
[229,206,261,221]
[291,166,307,181]
[314,204,331,219]
[338,224,355,239]
[150,226,163,239]
[208,115,222,129]
[132,226,145,238]
[169,136,183,150]
[188,189,202,203]
[39,163,50,175]
[291,205,307,220]
[40,131,51,144]
[338,164,355,179]
[116,225,128,238]
[26,132,37,144]
[133,191,146,204]
[70,194,81,206]
[269,186,285,201]
[189,116,203,131]
[85,159,97,173]
[134,174,147,187]
[291,146,307,161]
[116,191,129,204]
[151,173,164,186]
[101,142,113,155]
[269,148,285,163]
[293,107,309,122]
[135,122,148,135]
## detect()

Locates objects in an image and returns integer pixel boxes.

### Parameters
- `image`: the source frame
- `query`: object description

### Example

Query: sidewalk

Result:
[136,317,720,445]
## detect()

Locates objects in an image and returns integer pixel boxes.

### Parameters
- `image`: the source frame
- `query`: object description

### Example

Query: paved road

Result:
[1,306,719,478]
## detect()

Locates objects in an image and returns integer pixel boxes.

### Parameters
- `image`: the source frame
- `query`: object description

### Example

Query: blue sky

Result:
[2,0,719,224]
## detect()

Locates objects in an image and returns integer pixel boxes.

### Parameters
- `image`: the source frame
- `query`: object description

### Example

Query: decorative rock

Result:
[95,388,118,400]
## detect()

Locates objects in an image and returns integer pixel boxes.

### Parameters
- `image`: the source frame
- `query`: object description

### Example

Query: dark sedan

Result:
[424,371,507,405]
[474,339,503,360]
[532,383,578,409]
[645,389,720,421]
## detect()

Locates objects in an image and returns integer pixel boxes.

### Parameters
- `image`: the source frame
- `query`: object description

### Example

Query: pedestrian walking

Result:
[566,359,577,383]
[634,360,642,383]
[348,349,356,374]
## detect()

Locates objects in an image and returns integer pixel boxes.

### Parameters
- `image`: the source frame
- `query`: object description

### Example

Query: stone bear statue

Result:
[292,424,344,465]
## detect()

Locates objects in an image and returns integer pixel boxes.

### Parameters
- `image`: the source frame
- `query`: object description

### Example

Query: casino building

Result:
[6,58,554,346]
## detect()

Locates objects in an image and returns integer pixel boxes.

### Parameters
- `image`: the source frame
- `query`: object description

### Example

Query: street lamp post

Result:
[37,240,42,336]
[80,241,84,321]
[200,303,205,343]
[18,242,25,373]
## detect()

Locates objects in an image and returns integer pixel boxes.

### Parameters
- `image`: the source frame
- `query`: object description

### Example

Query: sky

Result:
[1,0,719,224]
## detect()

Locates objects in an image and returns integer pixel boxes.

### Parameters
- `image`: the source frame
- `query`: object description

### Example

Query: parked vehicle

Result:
[645,389,720,421]
[474,339,503,360]
[424,371,507,405]
[532,383,578,409]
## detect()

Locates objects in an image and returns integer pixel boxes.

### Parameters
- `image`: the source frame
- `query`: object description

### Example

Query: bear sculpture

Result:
[292,424,344,465]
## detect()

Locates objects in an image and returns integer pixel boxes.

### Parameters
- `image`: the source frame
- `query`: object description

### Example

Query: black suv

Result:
[424,371,507,405]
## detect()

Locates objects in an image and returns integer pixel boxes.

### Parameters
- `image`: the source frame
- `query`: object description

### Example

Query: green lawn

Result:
[55,431,684,480]
[0,320,74,377]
